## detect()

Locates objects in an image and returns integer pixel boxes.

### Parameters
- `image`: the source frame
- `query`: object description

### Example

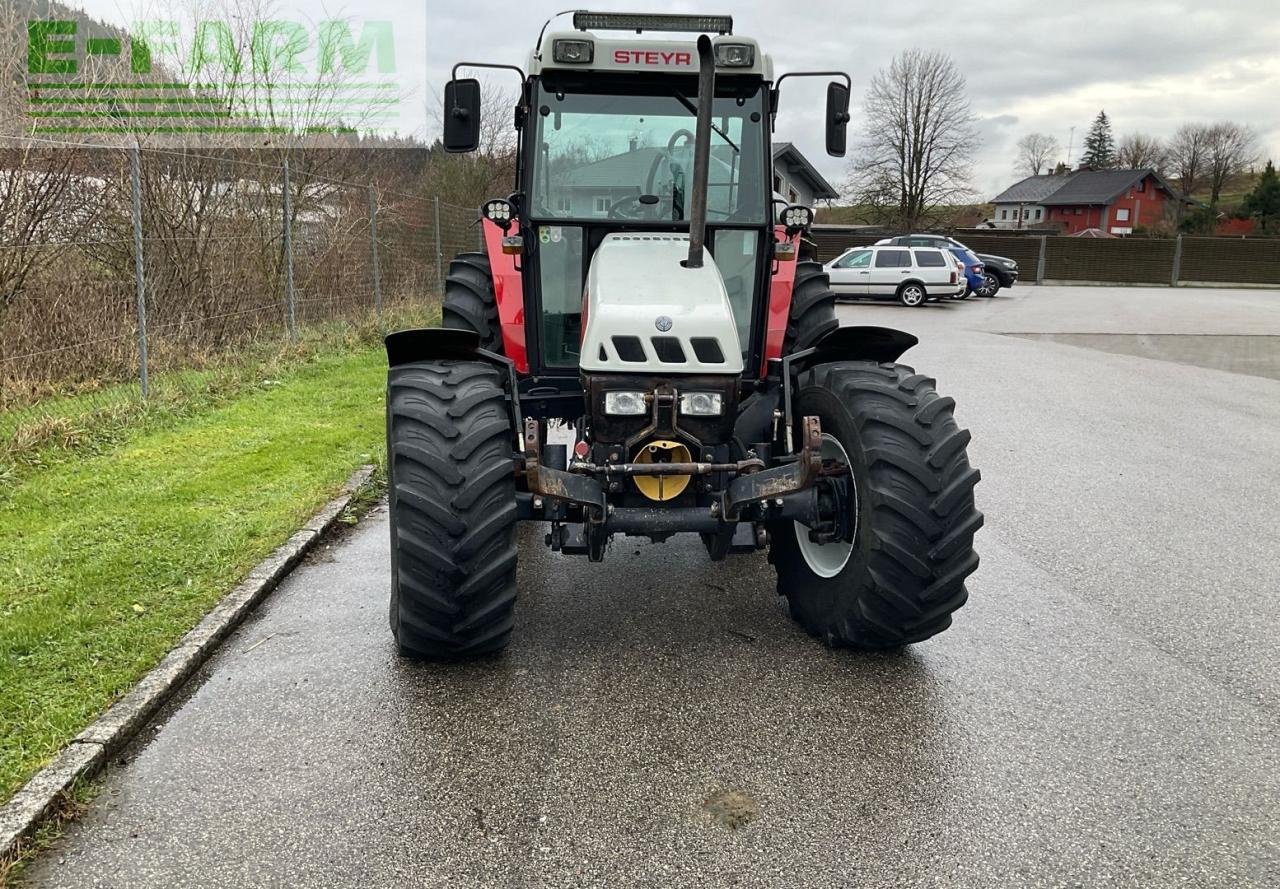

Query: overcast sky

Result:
[72,0,1280,200]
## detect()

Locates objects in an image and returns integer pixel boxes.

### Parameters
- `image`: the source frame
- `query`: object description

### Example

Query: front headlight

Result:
[714,43,755,67]
[604,391,647,416]
[679,392,723,416]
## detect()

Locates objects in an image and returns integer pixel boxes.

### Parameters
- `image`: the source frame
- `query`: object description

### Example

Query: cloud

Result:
[73,0,1280,199]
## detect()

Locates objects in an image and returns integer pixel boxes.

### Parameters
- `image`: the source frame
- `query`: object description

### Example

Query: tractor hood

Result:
[578,233,744,374]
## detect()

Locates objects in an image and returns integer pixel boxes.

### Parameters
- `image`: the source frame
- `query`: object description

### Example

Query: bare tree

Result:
[1205,122,1258,205]
[1116,133,1166,170]
[848,49,977,229]
[422,82,519,208]
[1168,123,1210,196]
[1014,133,1059,176]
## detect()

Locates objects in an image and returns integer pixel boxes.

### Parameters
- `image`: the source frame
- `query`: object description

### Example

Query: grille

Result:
[612,335,647,362]
[690,337,725,364]
[650,336,686,363]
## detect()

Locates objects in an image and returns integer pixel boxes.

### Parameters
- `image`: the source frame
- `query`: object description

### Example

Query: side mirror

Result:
[826,81,850,157]
[443,79,481,153]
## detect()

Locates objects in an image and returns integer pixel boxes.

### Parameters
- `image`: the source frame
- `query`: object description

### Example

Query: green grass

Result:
[0,345,389,802]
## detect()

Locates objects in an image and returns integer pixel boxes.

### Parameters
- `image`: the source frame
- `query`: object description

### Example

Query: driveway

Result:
[22,285,1280,888]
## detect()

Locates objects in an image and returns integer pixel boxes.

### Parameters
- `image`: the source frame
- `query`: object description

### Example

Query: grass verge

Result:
[0,344,389,803]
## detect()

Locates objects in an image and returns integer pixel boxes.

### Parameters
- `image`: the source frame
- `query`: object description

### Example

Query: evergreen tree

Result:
[1080,111,1116,169]
[1242,160,1280,234]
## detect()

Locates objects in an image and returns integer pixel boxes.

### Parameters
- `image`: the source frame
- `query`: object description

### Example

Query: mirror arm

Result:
[451,62,527,85]
[774,70,852,95]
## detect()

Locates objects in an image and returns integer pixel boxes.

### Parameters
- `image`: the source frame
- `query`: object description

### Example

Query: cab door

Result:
[826,248,872,295]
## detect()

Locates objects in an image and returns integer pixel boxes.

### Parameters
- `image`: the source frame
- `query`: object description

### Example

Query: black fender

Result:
[386,328,499,368]
[385,327,523,428]
[796,325,918,369]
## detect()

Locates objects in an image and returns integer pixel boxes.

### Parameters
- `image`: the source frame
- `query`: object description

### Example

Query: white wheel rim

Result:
[795,433,856,578]
[904,290,922,305]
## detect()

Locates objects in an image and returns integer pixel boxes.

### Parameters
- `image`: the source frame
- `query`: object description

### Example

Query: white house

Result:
[772,142,839,206]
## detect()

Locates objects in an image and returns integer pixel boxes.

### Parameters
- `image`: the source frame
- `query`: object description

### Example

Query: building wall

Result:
[1048,205,1106,234]
[773,167,815,207]
[991,203,1048,229]
[1101,179,1171,234]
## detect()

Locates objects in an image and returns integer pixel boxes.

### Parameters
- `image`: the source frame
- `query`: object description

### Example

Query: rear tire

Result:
[387,360,518,659]
[442,253,502,353]
[769,361,982,649]
[783,261,839,355]
[897,283,927,307]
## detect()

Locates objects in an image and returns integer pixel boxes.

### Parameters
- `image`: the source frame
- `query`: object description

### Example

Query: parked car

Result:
[973,253,1019,296]
[825,245,965,306]
[876,234,1018,296]
[876,234,984,295]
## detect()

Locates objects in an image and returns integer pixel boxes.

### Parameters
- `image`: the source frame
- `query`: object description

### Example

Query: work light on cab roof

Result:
[381,10,983,663]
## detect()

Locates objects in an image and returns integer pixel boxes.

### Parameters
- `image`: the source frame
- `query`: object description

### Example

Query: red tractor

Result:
[385,12,981,658]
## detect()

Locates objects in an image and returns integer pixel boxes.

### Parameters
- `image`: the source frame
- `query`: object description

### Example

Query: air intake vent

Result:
[651,336,686,363]
[690,337,725,364]
[612,335,646,362]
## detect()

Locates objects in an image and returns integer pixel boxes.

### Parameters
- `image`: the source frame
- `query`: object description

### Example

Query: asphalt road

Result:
[24,285,1280,888]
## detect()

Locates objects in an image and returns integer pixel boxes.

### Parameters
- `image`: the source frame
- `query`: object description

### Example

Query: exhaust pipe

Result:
[685,34,715,269]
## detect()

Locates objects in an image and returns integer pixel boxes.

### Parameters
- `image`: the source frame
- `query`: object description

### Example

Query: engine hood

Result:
[578,233,744,374]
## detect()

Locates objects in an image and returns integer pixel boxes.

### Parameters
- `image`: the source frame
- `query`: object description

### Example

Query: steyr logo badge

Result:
[655,315,673,332]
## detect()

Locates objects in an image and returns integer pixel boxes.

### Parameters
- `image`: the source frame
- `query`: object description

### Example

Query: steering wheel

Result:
[667,129,695,151]
[606,193,662,219]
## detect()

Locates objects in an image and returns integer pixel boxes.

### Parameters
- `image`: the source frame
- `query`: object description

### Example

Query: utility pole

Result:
[1066,126,1076,168]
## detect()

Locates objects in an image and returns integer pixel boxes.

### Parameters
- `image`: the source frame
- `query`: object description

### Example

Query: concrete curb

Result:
[0,465,376,866]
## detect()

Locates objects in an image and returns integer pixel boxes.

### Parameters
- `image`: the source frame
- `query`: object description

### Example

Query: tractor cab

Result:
[441,11,850,399]
[382,11,981,661]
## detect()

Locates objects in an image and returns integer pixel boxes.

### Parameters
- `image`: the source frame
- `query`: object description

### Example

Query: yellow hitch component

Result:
[633,440,692,501]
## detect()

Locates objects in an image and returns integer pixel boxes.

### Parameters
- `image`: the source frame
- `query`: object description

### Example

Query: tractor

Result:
[384,11,982,659]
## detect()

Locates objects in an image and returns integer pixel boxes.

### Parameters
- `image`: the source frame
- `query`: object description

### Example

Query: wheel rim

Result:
[981,274,997,296]
[794,434,857,578]
[902,286,924,306]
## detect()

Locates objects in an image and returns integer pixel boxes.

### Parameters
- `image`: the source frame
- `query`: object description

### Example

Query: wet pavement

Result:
[23,285,1280,887]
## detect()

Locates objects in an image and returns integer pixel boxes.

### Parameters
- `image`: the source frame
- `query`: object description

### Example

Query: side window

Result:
[874,249,909,268]
[914,250,946,267]
[1035,208,1042,220]
[836,250,872,269]
[1000,209,1008,220]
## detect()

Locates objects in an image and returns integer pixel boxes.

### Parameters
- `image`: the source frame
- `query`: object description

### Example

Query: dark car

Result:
[877,234,1019,297]
[974,252,1019,297]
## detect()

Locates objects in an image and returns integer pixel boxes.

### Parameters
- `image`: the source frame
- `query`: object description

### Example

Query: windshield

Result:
[530,82,768,222]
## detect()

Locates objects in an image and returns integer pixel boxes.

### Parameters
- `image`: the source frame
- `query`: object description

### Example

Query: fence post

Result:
[433,196,444,293]
[369,186,383,330]
[1035,235,1047,284]
[282,157,297,342]
[1170,233,1183,287]
[129,142,149,398]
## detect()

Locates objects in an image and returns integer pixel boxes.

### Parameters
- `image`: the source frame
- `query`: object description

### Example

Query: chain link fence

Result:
[0,139,482,465]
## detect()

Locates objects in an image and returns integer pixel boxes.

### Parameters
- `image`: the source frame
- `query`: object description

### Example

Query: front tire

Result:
[387,360,518,659]
[978,272,1001,297]
[769,361,982,649]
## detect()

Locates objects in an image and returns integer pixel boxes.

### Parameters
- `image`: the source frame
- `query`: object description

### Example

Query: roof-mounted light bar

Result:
[572,12,733,34]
